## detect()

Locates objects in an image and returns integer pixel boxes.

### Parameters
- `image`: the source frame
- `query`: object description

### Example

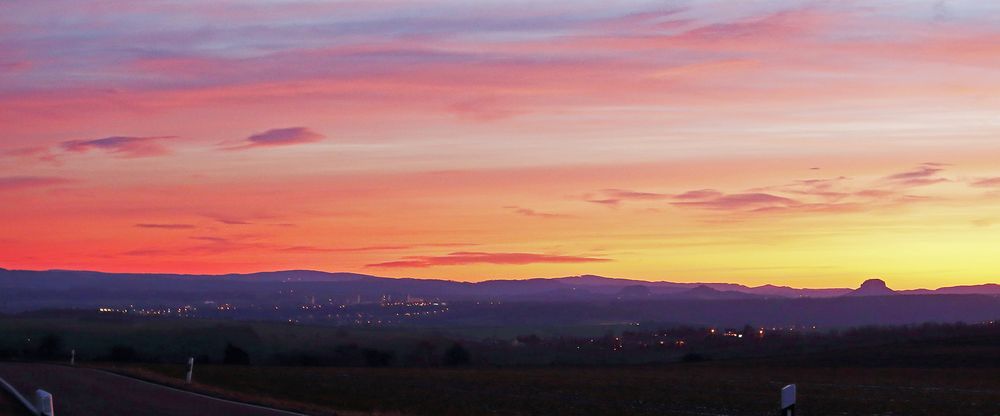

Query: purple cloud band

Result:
[226,127,325,150]
[61,136,176,158]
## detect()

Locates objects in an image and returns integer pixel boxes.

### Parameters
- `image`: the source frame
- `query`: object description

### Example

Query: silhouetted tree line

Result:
[1,321,995,368]
[268,342,471,367]
[224,342,251,365]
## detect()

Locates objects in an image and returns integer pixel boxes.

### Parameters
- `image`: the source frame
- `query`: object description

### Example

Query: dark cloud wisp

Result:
[61,136,176,158]
[226,127,325,150]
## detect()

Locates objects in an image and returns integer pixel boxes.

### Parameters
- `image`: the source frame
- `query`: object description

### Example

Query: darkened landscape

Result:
[1,313,997,415]
[1,269,998,415]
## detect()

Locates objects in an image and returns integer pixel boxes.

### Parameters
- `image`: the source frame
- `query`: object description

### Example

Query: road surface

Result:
[0,363,305,416]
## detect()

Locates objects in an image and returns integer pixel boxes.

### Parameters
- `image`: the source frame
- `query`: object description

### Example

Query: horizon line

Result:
[3,265,997,292]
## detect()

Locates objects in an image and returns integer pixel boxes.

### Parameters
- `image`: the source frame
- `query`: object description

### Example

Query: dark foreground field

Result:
[0,388,28,416]
[3,316,997,415]
[117,362,999,416]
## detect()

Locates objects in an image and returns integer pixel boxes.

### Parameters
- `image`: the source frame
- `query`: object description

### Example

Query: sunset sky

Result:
[2,0,1000,288]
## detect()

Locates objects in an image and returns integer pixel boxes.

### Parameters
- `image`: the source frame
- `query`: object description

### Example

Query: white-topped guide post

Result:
[780,384,796,416]
[35,389,54,416]
[186,357,194,384]
[70,349,75,366]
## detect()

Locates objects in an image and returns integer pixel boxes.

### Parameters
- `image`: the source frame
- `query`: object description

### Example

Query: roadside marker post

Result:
[35,389,54,416]
[780,384,796,416]
[70,349,75,366]
[186,357,194,384]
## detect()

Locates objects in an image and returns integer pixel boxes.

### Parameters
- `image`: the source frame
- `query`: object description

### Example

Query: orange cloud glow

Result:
[1,1,1000,289]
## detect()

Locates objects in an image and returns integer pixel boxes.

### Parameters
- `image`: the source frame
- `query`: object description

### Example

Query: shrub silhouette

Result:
[35,334,64,359]
[109,345,139,362]
[516,334,542,346]
[362,348,394,367]
[681,352,709,363]
[224,342,251,365]
[405,341,437,366]
[443,342,470,366]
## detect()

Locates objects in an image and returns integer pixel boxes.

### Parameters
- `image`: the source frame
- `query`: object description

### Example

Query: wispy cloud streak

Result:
[367,252,611,268]
[0,176,73,191]
[61,136,176,158]
[225,127,324,150]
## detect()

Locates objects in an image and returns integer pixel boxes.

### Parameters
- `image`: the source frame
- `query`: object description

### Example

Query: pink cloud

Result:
[673,189,724,200]
[504,206,571,219]
[367,251,611,268]
[883,164,949,187]
[586,188,671,206]
[127,237,467,258]
[673,10,822,44]
[971,177,1000,188]
[750,177,853,202]
[673,192,800,211]
[584,9,688,32]
[279,245,406,254]
[586,198,623,207]
[227,127,324,150]
[0,60,31,73]
[0,176,74,191]
[3,146,59,164]
[663,167,951,220]
[61,136,175,158]
[279,242,475,254]
[135,223,196,230]
[854,189,896,198]
[124,235,269,257]
[215,218,253,225]
[449,97,524,122]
